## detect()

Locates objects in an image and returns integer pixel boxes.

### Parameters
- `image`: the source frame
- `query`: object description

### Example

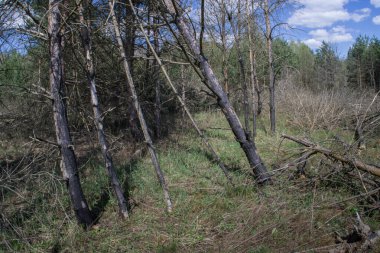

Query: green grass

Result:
[1,110,379,252]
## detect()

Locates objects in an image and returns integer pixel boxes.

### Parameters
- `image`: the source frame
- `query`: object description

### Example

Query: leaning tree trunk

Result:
[78,0,129,219]
[48,0,93,227]
[109,0,172,212]
[162,0,270,183]
[264,0,276,134]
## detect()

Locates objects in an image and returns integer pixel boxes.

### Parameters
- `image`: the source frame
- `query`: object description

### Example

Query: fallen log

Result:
[281,134,380,178]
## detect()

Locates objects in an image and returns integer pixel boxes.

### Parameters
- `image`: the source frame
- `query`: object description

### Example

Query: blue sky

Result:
[286,0,380,56]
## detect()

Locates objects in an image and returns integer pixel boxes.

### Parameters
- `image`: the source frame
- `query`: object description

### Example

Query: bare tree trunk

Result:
[163,0,270,183]
[153,16,161,138]
[109,0,172,212]
[220,0,229,96]
[78,0,129,219]
[264,0,276,134]
[130,1,233,184]
[246,0,260,137]
[227,0,250,137]
[48,0,93,227]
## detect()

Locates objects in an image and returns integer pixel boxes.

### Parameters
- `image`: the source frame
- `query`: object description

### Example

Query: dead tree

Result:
[246,0,262,137]
[161,0,271,184]
[129,0,233,184]
[263,0,276,134]
[78,0,129,219]
[108,0,172,212]
[48,0,93,227]
[282,134,380,177]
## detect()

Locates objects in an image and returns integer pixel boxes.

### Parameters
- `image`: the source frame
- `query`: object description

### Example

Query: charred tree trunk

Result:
[109,0,172,212]
[48,0,93,227]
[162,0,270,183]
[78,0,129,219]
[264,0,276,134]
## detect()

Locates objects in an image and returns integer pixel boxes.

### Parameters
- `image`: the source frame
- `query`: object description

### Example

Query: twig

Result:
[29,135,59,147]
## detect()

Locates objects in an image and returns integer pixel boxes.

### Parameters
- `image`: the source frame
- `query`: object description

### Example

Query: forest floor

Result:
[1,110,380,252]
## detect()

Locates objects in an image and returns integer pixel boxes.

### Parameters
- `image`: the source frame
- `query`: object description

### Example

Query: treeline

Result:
[347,36,380,91]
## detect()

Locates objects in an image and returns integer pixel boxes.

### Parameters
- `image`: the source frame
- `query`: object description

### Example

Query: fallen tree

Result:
[281,134,380,178]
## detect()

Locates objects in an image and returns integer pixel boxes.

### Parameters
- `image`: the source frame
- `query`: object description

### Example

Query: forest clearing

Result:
[1,0,380,252]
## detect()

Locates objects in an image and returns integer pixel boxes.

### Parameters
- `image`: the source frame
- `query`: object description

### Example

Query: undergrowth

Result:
[1,108,379,252]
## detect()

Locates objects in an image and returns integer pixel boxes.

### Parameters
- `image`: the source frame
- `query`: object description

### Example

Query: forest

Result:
[1,0,380,252]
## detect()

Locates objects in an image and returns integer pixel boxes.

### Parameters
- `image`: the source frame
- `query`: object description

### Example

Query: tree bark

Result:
[78,0,129,219]
[264,0,276,134]
[162,0,270,183]
[48,0,93,227]
[109,0,173,212]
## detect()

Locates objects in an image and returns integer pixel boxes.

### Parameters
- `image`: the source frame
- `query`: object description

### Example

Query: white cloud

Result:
[303,26,353,49]
[373,15,380,25]
[303,38,322,48]
[288,0,370,28]
[371,0,380,8]
[351,8,371,22]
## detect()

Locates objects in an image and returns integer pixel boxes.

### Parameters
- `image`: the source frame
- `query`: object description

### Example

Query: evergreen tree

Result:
[315,41,341,89]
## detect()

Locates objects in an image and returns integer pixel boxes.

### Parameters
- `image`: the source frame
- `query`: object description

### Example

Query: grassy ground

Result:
[1,110,380,252]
